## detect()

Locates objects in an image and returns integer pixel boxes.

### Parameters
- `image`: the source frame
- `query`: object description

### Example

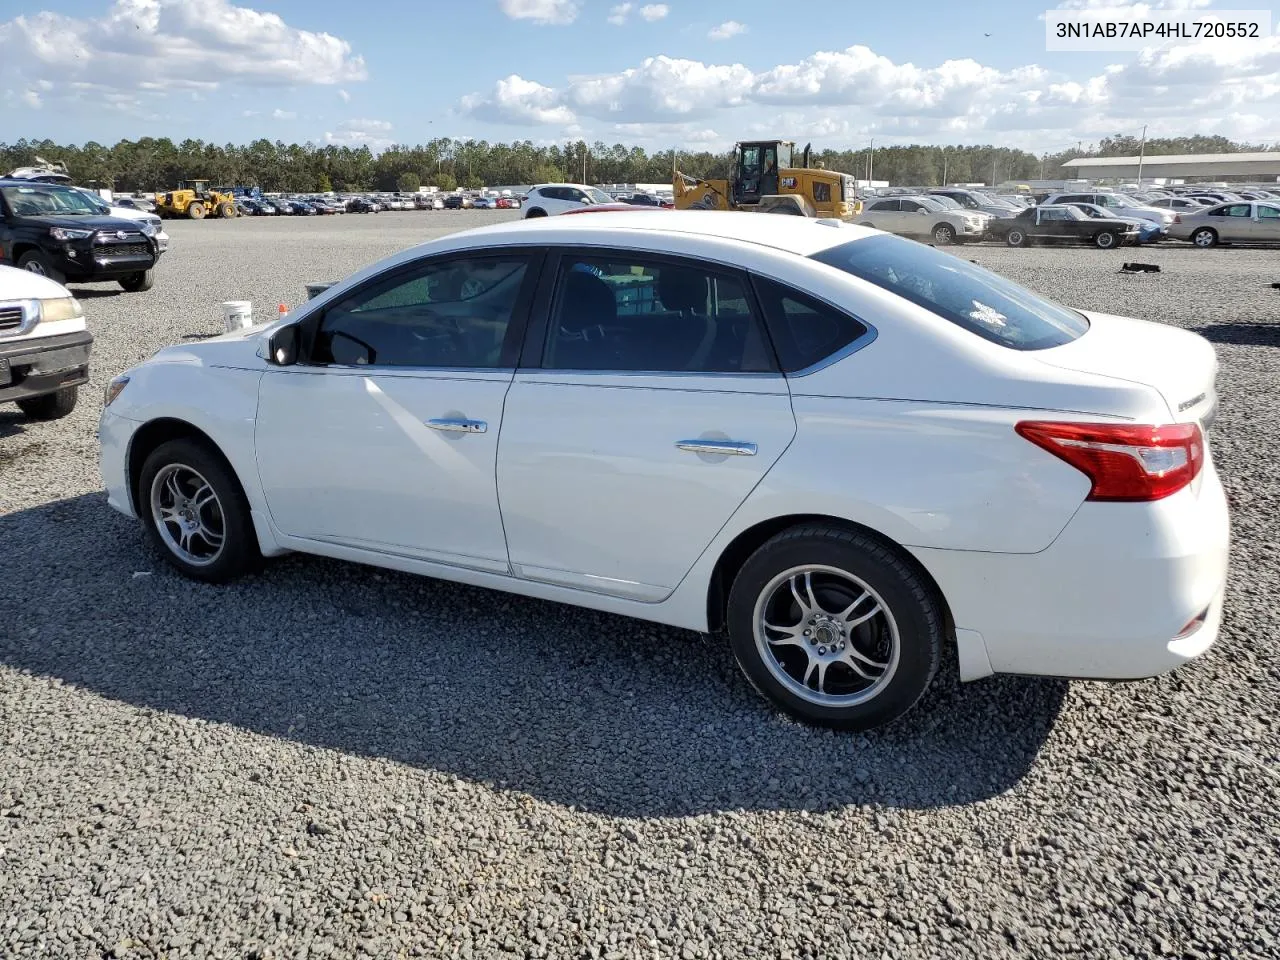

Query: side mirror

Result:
[580,197,592,205]
[917,208,928,215]
[268,325,299,366]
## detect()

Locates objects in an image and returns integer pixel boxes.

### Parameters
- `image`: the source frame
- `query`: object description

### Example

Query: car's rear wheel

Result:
[524,208,547,218]
[17,250,66,284]
[932,223,955,244]
[726,525,943,730]
[1192,227,1218,248]
[139,438,259,583]
[1006,228,1028,247]
[1094,230,1118,249]
[119,269,154,292]
[17,386,77,421]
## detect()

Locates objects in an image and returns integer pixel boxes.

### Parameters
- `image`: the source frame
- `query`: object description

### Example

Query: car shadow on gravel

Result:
[1194,323,1280,347]
[0,412,27,440]
[0,493,1067,817]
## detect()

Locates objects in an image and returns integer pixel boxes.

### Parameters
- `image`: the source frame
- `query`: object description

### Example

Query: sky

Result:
[1,0,1278,154]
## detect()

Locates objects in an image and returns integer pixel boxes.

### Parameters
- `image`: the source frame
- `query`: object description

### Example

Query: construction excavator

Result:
[673,140,862,219]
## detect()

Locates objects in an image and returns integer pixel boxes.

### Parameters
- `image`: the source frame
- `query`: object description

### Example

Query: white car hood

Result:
[0,262,73,300]
[1035,310,1217,424]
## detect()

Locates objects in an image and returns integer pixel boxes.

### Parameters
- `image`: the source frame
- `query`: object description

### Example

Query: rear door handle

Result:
[675,439,757,457]
[426,418,487,434]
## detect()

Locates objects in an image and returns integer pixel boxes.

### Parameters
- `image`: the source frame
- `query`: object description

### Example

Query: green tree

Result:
[432,172,457,191]
[317,172,334,193]
[397,170,421,193]
[531,163,564,184]
[464,174,483,190]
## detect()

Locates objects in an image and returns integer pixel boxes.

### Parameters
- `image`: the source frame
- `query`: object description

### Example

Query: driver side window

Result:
[309,256,531,368]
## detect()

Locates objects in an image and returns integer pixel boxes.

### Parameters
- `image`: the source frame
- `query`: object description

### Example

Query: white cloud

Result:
[324,117,394,151]
[0,0,366,114]
[338,88,350,102]
[499,0,579,25]
[639,4,669,21]
[271,108,296,119]
[608,3,632,25]
[458,35,1280,150]
[21,88,42,108]
[459,74,578,124]
[708,20,747,40]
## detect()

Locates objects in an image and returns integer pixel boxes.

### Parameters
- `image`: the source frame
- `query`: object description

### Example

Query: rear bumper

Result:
[0,330,93,403]
[911,456,1230,681]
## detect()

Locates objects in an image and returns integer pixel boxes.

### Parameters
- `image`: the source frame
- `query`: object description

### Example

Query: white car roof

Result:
[443,210,878,258]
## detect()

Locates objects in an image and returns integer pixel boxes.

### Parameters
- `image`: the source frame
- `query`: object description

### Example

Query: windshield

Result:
[811,235,1089,350]
[1,183,104,216]
[586,187,613,204]
[916,196,947,211]
[929,195,963,209]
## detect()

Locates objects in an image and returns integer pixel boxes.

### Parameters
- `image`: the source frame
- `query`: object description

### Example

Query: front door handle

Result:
[676,439,757,457]
[426,418,487,434]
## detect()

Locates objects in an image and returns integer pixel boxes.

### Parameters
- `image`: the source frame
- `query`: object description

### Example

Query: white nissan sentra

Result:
[98,212,1228,730]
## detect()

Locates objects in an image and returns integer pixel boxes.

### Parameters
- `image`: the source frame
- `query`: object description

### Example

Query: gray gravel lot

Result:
[2,212,1279,959]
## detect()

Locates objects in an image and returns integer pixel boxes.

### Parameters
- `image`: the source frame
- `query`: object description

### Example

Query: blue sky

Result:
[2,0,1278,153]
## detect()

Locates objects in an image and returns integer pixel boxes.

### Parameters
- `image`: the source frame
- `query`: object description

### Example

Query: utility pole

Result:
[991,156,997,187]
[866,139,875,181]
[942,150,948,185]
[1136,124,1148,188]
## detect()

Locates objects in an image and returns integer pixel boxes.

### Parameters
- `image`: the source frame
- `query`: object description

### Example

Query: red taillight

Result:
[1173,214,1182,223]
[1015,421,1204,502]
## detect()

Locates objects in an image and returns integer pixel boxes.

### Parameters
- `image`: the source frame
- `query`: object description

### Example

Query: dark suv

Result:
[0,179,160,292]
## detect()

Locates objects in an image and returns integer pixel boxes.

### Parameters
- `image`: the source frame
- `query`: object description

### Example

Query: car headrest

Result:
[559,270,617,334]
[657,268,708,314]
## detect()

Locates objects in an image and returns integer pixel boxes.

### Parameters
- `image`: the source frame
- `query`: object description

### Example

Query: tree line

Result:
[1,134,1273,195]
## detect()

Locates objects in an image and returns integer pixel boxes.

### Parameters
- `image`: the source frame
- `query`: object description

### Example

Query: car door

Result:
[898,199,931,237]
[496,249,797,601]
[254,250,542,573]
[863,198,902,232]
[1254,203,1280,242]
[1210,203,1253,241]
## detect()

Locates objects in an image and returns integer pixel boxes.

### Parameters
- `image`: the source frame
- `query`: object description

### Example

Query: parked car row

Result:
[231,192,523,216]
[854,183,1280,248]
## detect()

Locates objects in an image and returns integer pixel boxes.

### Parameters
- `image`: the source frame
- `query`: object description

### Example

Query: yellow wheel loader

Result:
[155,180,237,220]
[673,140,862,219]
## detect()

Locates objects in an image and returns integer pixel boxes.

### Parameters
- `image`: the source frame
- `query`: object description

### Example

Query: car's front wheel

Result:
[139,438,259,583]
[17,386,77,420]
[17,250,66,284]
[932,223,955,244]
[119,269,154,292]
[726,525,943,730]
[1094,230,1118,249]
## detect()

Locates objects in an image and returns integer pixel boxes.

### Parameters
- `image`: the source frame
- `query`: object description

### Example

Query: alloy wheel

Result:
[752,565,901,707]
[149,463,226,566]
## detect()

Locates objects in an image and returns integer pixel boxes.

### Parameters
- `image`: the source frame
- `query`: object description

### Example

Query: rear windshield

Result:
[811,235,1089,350]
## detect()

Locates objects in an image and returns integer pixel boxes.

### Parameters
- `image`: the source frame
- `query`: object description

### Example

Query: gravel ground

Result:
[2,213,1279,960]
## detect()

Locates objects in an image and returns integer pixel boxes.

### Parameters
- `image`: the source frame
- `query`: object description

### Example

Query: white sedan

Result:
[98,212,1229,730]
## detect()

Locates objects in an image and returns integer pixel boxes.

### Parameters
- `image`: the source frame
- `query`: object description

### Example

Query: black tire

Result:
[932,223,956,245]
[1006,228,1028,247]
[1094,230,1118,249]
[138,438,260,583]
[17,386,77,420]
[524,207,547,218]
[16,250,66,285]
[119,269,154,292]
[188,202,207,220]
[725,525,943,730]
[1191,227,1218,248]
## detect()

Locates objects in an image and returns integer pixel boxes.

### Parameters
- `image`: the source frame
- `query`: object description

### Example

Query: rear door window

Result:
[811,235,1089,350]
[753,277,870,373]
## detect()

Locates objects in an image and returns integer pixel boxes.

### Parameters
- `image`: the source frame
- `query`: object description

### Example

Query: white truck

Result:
[0,264,91,420]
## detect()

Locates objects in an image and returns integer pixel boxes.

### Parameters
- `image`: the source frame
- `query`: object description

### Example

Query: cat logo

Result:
[781,176,797,189]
